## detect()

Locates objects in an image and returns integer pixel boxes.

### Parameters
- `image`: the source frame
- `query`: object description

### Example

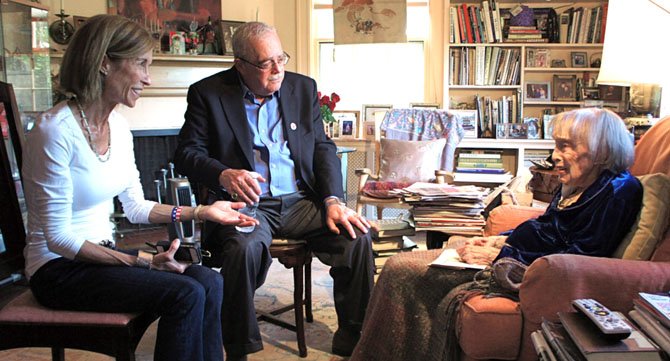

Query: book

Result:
[629,308,670,354]
[532,330,559,361]
[541,320,586,361]
[428,248,487,270]
[558,311,662,361]
[637,293,670,328]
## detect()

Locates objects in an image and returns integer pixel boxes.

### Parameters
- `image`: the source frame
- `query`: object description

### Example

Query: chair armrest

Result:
[484,205,545,236]
[519,254,670,324]
[435,170,454,184]
[354,168,379,191]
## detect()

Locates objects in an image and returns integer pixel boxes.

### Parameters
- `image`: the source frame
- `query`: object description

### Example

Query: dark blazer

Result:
[174,67,344,201]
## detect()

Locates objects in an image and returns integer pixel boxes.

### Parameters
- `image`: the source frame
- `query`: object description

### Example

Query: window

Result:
[312,1,429,111]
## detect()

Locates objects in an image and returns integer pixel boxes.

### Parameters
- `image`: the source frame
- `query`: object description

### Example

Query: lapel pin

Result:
[290,122,297,130]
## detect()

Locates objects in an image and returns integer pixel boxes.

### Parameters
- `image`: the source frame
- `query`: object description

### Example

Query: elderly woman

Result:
[22,15,256,361]
[350,108,643,361]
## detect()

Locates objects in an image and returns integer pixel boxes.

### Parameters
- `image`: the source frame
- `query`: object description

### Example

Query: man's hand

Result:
[325,201,370,239]
[201,201,259,227]
[219,169,266,205]
[151,239,189,273]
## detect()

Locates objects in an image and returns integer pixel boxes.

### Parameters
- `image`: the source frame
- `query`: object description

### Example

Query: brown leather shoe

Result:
[332,327,361,356]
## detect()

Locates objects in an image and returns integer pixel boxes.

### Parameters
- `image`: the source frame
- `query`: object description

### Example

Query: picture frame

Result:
[362,104,392,123]
[551,59,566,68]
[333,110,360,139]
[524,81,551,101]
[496,123,528,139]
[363,121,378,141]
[581,87,601,100]
[570,51,587,68]
[451,109,478,139]
[598,85,624,101]
[553,75,577,101]
[410,102,440,109]
[523,117,541,139]
[219,20,245,56]
[543,114,555,139]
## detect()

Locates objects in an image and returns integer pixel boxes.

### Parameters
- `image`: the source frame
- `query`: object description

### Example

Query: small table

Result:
[337,146,356,201]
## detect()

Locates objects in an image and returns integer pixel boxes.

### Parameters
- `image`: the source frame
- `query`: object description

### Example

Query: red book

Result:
[600,3,608,43]
[461,3,474,43]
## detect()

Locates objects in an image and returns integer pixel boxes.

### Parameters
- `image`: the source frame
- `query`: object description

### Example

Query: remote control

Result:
[572,299,632,340]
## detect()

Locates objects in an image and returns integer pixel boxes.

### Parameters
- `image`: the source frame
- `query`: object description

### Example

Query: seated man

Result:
[350,108,643,361]
[173,21,375,360]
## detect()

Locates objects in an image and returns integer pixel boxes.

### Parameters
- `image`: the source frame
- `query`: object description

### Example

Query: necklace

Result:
[74,98,111,162]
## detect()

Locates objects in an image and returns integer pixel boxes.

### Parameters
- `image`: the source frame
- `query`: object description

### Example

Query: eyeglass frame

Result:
[237,52,290,71]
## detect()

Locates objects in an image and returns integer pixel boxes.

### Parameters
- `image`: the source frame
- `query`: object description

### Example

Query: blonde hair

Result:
[59,14,154,105]
[552,108,634,173]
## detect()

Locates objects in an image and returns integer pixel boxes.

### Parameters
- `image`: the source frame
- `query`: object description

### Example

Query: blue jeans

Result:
[30,257,224,361]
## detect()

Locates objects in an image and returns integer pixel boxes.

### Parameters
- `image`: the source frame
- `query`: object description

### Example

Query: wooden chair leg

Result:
[292,263,307,357]
[304,257,313,323]
[51,347,65,361]
[376,206,384,220]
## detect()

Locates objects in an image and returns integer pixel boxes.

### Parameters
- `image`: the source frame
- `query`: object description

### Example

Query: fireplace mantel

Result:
[51,53,234,131]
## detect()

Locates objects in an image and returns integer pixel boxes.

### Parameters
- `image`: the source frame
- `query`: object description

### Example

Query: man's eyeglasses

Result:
[238,52,290,70]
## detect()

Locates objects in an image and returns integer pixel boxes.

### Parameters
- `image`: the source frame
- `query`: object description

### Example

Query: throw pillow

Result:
[378,138,446,183]
[613,173,670,260]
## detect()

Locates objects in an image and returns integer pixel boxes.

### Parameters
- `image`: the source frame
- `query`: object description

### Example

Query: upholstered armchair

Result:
[455,117,670,361]
[355,108,464,217]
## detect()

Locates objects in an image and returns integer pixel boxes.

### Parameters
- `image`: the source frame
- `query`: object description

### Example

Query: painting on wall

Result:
[333,0,407,45]
[108,0,221,36]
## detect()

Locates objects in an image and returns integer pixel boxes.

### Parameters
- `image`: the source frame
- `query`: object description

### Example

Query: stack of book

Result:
[453,150,512,184]
[369,215,417,272]
[505,26,546,43]
[393,182,489,236]
[532,310,663,361]
[629,292,670,354]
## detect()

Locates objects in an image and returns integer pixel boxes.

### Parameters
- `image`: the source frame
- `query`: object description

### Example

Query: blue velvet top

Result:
[494,170,643,265]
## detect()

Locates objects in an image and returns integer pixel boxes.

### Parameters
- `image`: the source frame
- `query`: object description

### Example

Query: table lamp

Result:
[596,0,670,119]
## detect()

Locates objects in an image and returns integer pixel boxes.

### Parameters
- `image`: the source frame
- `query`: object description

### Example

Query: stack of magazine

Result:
[629,292,670,355]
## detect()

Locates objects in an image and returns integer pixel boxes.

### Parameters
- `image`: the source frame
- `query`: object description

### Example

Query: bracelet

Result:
[171,206,183,222]
[135,254,152,269]
[193,205,204,223]
[324,197,345,208]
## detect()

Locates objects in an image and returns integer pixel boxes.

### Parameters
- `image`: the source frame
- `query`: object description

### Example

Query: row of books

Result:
[453,150,512,184]
[533,310,664,361]
[449,46,521,86]
[474,94,521,138]
[559,5,607,44]
[449,1,504,44]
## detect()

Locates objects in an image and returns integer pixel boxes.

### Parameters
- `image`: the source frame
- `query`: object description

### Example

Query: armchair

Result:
[455,116,670,361]
[355,108,464,217]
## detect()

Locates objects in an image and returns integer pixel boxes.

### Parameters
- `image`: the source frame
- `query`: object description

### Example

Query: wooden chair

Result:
[0,81,159,360]
[0,291,158,361]
[259,238,313,358]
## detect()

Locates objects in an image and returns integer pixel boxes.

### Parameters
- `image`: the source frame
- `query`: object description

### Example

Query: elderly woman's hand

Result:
[464,235,508,249]
[201,201,259,227]
[457,244,500,266]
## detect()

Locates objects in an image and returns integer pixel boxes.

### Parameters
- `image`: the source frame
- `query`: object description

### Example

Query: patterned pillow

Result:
[379,138,446,183]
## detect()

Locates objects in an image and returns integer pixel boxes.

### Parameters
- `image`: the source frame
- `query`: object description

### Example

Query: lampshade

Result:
[597,0,670,86]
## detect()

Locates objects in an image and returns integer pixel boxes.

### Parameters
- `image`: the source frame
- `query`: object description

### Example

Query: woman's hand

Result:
[464,235,508,249]
[200,201,259,228]
[150,238,188,273]
[457,244,500,266]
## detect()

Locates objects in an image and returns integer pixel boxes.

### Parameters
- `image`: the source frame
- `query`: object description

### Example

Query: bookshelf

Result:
[445,0,612,182]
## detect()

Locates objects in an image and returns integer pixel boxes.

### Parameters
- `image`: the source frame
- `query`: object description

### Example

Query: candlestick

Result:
[61,0,64,11]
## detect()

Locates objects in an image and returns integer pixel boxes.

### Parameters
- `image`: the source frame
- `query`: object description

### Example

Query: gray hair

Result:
[552,107,635,173]
[59,14,154,105]
[232,21,277,59]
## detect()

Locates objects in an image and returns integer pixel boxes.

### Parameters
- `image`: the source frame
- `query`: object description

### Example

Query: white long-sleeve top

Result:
[22,101,156,278]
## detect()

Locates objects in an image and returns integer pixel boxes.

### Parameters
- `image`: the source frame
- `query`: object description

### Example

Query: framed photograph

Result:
[531,48,551,68]
[72,16,89,31]
[410,102,440,109]
[496,123,528,139]
[599,85,624,101]
[524,81,551,101]
[553,75,577,101]
[333,110,359,139]
[451,109,478,139]
[581,87,600,100]
[362,104,392,123]
[363,121,378,141]
[219,20,245,56]
[543,114,555,139]
[571,51,587,68]
[523,117,541,139]
[551,59,566,68]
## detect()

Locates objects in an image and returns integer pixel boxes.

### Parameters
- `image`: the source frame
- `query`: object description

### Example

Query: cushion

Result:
[484,205,545,237]
[613,173,670,260]
[378,138,446,183]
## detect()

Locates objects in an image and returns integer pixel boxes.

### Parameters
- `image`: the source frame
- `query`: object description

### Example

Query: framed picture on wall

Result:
[362,104,392,123]
[219,20,245,56]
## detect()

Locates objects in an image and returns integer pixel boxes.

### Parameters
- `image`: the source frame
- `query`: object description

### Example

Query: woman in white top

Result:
[22,15,256,361]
